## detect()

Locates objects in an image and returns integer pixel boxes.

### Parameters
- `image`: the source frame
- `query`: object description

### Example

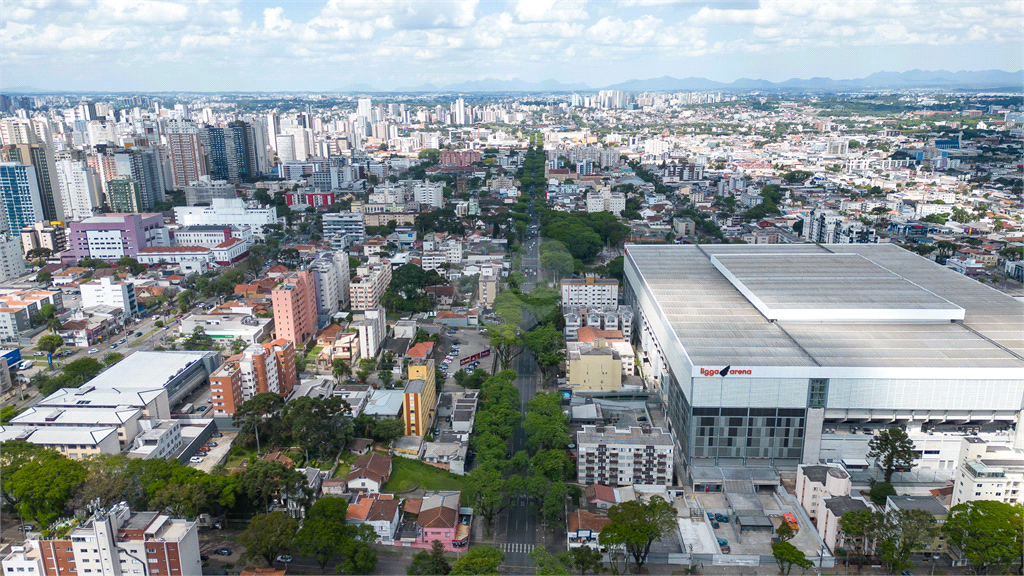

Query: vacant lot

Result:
[385,456,469,493]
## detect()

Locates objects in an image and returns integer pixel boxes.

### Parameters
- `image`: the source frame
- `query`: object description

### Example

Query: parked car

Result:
[189,456,204,463]
[276,555,293,563]
[211,432,223,438]
[214,548,231,556]
[18,524,34,532]
[200,555,210,562]
[88,348,98,354]
[197,446,210,453]
[206,442,218,448]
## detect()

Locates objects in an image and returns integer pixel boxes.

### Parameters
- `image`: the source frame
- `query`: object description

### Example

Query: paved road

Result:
[493,343,543,569]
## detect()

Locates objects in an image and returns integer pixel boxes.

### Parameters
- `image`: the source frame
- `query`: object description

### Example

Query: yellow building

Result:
[567,343,623,391]
[404,358,438,436]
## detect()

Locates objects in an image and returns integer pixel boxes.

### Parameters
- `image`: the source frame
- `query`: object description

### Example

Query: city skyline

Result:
[1,0,1021,93]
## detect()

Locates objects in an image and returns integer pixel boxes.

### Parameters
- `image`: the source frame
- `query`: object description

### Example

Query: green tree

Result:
[37,334,64,354]
[771,541,813,575]
[868,428,918,483]
[466,466,507,535]
[46,317,62,334]
[102,352,124,366]
[529,547,569,575]
[523,324,564,384]
[0,405,24,424]
[296,516,345,572]
[559,546,604,576]
[598,496,677,573]
[8,456,88,525]
[837,508,874,561]
[868,481,897,505]
[181,326,215,351]
[35,270,52,284]
[871,508,940,574]
[333,358,352,381]
[239,512,297,567]
[487,324,524,371]
[450,546,504,576]
[942,501,1023,575]
[407,540,452,575]
[775,520,795,542]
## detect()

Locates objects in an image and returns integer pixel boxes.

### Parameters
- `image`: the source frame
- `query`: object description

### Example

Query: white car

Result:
[189,456,204,463]
[88,348,98,354]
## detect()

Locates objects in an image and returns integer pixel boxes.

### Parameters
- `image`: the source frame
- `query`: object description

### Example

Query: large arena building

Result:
[624,243,1024,482]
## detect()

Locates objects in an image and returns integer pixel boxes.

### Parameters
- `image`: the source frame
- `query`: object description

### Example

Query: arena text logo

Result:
[700,365,752,377]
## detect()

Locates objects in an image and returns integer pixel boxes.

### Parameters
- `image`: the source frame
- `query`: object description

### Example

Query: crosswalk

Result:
[498,542,537,554]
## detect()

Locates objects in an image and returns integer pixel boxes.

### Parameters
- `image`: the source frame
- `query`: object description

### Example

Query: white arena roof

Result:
[625,243,1024,370]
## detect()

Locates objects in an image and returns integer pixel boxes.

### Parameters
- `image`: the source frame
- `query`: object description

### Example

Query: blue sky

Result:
[1,0,1020,92]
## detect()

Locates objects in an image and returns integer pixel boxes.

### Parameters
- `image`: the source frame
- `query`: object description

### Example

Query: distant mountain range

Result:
[5,69,1020,95]
[339,69,1023,93]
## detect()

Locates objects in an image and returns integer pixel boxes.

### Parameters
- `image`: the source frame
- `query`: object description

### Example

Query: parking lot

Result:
[436,327,495,383]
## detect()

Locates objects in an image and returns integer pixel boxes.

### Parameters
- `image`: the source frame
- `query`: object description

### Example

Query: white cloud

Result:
[513,0,588,23]
[262,6,291,33]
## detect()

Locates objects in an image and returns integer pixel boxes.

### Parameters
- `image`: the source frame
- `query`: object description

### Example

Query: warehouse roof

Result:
[625,244,1024,369]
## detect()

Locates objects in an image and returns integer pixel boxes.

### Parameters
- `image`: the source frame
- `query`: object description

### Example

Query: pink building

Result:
[411,491,464,552]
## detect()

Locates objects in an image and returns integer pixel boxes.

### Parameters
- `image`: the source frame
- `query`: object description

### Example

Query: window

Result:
[808,379,829,408]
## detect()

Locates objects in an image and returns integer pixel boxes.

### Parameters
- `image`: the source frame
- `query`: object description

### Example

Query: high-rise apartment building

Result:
[0,162,44,233]
[404,357,438,436]
[199,125,239,183]
[0,235,25,281]
[165,119,206,188]
[271,270,317,347]
[106,176,144,213]
[561,275,619,307]
[209,361,243,416]
[54,156,101,220]
[350,259,391,311]
[576,425,675,487]
[0,502,202,576]
[322,211,365,245]
[0,143,62,222]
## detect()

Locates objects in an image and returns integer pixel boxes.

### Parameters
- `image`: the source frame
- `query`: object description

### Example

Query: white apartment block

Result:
[350,258,392,311]
[577,425,674,487]
[55,156,101,221]
[0,235,24,282]
[413,182,445,208]
[421,251,447,272]
[561,275,619,307]
[357,307,387,359]
[81,277,137,320]
[586,188,626,214]
[239,343,280,400]
[952,437,1024,507]
[323,211,366,245]
[478,267,498,308]
[796,464,853,522]
[333,251,351,309]
[312,257,341,319]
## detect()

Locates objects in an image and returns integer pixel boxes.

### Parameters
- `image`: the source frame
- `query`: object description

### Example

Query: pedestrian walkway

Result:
[497,542,537,554]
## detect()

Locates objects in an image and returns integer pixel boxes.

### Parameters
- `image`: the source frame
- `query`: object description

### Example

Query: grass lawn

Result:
[306,346,323,361]
[385,457,469,493]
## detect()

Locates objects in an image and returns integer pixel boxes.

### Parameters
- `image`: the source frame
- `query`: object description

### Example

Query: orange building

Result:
[270,270,317,347]
[209,362,243,416]
[264,338,297,396]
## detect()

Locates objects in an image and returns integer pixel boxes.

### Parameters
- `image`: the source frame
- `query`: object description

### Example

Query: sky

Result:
[0,0,1021,92]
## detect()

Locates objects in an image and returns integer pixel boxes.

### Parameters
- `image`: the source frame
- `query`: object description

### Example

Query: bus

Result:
[782,513,799,531]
